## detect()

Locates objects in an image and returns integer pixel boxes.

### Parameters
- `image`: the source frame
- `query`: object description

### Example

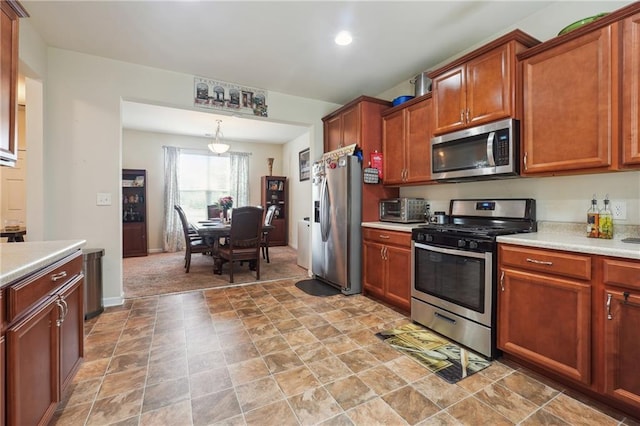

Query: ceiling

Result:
[21,1,557,143]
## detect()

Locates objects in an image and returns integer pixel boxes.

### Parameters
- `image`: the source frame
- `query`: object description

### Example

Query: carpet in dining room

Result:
[124,246,308,298]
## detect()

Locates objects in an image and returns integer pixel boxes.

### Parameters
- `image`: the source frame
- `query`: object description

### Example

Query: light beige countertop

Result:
[497,233,640,260]
[362,221,425,233]
[0,240,87,287]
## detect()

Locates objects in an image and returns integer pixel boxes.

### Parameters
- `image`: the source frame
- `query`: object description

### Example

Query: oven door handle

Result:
[414,242,488,260]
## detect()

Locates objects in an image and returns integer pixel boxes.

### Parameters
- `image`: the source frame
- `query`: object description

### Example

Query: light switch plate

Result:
[96,192,112,206]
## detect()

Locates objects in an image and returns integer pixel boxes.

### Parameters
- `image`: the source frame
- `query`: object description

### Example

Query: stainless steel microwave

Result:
[431,118,519,181]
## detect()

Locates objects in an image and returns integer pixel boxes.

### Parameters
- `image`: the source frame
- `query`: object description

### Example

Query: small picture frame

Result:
[299,148,310,181]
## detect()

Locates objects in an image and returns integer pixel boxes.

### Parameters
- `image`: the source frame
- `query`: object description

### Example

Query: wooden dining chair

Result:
[213,206,263,283]
[175,205,213,273]
[261,205,277,263]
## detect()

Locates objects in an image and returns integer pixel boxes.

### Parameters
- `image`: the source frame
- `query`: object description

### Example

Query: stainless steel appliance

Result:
[411,198,536,359]
[431,118,519,181]
[379,198,429,223]
[312,155,362,295]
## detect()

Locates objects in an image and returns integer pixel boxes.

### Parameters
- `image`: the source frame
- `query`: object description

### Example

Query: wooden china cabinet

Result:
[122,169,148,257]
[260,176,287,246]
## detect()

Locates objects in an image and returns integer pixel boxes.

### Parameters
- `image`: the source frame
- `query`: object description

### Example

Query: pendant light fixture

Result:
[208,119,230,154]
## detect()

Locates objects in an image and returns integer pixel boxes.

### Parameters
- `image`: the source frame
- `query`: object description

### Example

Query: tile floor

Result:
[52,278,639,426]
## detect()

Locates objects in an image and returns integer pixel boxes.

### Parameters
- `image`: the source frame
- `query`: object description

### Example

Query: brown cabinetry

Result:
[602,258,640,409]
[4,250,84,426]
[322,96,398,221]
[0,1,27,167]
[519,4,640,175]
[260,176,287,246]
[122,169,147,257]
[429,30,539,136]
[498,245,592,385]
[622,11,640,167]
[362,228,411,311]
[382,96,433,185]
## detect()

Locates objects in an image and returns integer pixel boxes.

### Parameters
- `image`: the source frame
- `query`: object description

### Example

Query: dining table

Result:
[193,220,274,274]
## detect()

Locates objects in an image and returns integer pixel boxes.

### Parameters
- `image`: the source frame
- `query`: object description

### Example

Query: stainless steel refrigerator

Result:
[311,155,362,295]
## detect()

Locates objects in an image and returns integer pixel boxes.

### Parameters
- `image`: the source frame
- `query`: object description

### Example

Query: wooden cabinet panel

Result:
[362,240,385,300]
[500,244,591,281]
[59,277,84,394]
[521,26,615,174]
[622,12,640,166]
[324,114,342,153]
[432,65,466,134]
[123,222,147,257]
[602,258,640,290]
[430,30,538,136]
[341,105,360,147]
[405,99,433,183]
[6,297,59,426]
[603,289,640,408]
[362,229,411,311]
[0,2,21,167]
[382,109,405,185]
[382,96,433,185]
[466,45,512,127]
[383,244,411,311]
[1,336,4,426]
[498,268,592,384]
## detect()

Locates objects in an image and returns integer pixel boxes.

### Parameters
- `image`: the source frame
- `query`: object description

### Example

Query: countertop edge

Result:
[497,234,640,260]
[362,222,420,233]
[1,240,87,287]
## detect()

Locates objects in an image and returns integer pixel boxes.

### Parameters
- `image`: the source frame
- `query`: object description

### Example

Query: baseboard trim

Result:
[103,296,124,307]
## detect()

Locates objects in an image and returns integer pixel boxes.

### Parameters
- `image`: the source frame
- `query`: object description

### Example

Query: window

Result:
[179,152,230,221]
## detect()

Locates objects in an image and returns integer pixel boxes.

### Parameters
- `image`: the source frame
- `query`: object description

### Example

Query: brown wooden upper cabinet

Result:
[0,1,28,167]
[428,30,540,136]
[518,3,640,176]
[382,95,433,185]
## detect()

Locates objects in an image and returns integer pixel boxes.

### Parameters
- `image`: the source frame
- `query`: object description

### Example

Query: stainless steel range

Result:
[411,198,536,359]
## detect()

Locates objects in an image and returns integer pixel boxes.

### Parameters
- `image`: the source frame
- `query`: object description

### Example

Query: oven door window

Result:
[414,245,486,313]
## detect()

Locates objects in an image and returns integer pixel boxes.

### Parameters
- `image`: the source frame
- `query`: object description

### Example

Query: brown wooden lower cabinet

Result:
[498,244,640,418]
[3,250,84,426]
[362,228,411,312]
[123,221,147,257]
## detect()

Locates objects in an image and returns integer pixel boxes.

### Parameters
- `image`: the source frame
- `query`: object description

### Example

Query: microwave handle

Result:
[486,131,496,167]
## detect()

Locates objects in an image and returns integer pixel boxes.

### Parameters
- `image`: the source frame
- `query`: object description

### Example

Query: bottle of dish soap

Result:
[599,195,613,239]
[587,194,599,238]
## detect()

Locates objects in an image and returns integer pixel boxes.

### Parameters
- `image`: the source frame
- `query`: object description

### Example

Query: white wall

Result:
[122,129,293,252]
[18,45,338,306]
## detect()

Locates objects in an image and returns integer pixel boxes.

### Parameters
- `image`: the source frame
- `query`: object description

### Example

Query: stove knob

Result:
[457,239,466,248]
[425,234,434,242]
[469,241,479,249]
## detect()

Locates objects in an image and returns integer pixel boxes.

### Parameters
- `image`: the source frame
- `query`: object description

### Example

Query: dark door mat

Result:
[295,279,341,296]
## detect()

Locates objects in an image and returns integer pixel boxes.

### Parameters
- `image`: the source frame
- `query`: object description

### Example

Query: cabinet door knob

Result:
[51,271,68,282]
[606,293,612,320]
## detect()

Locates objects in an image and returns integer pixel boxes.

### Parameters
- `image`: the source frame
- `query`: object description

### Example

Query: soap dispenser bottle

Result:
[599,195,613,239]
[587,195,599,238]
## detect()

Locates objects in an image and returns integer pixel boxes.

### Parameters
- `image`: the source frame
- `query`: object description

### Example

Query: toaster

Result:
[379,198,429,223]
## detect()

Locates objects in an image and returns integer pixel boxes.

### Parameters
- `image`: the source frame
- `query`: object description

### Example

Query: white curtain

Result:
[230,151,250,207]
[163,146,183,252]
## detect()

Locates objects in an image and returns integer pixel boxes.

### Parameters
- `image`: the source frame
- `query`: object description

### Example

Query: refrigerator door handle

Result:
[320,176,331,242]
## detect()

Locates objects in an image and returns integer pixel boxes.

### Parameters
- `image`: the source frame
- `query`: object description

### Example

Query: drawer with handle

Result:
[363,228,411,246]
[499,244,592,281]
[6,251,83,322]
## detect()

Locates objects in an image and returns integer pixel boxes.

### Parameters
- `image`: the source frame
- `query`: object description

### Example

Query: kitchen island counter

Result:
[0,240,86,287]
[497,233,640,260]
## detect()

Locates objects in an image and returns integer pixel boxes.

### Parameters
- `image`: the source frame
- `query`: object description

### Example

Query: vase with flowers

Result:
[219,196,233,221]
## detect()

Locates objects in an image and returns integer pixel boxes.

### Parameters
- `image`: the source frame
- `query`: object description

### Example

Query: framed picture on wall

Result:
[299,148,310,181]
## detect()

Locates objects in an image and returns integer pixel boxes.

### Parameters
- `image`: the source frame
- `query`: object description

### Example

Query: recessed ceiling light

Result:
[335,31,352,46]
